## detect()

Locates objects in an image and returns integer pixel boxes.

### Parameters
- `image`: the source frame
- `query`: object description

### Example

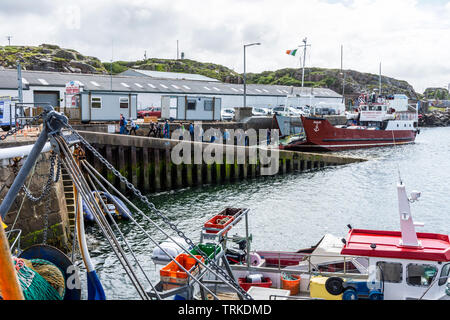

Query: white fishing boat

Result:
[191,181,449,300]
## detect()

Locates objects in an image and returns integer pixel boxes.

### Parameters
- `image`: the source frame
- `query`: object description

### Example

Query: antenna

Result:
[110,40,113,92]
[6,35,12,46]
[298,37,311,88]
[379,62,382,95]
[144,50,147,60]
[177,40,179,60]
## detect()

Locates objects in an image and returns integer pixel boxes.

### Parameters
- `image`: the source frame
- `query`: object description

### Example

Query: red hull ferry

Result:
[283,116,418,152]
[279,95,419,152]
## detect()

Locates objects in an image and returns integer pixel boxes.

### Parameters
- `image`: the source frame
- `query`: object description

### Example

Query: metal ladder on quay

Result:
[61,165,76,234]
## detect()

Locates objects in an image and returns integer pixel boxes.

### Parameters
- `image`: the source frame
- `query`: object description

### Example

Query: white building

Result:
[0,69,344,121]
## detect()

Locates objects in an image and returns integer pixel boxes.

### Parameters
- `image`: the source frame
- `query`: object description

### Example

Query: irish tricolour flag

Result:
[286,49,298,56]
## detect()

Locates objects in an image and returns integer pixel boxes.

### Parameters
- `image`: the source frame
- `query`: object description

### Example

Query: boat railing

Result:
[234,251,369,279]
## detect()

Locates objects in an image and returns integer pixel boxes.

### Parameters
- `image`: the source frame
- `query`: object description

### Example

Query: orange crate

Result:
[160,254,204,290]
[238,277,272,292]
[204,215,234,234]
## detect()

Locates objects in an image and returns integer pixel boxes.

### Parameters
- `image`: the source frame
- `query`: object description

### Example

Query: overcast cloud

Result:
[0,0,449,93]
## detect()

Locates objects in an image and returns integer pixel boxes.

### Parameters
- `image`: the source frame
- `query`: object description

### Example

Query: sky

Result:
[0,0,449,93]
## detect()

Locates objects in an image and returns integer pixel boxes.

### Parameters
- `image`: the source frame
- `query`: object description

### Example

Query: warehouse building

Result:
[0,68,344,122]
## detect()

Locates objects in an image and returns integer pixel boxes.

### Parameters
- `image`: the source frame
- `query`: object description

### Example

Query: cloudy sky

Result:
[1,0,449,93]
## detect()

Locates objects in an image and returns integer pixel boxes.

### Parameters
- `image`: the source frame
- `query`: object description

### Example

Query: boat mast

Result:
[379,62,382,96]
[299,37,311,88]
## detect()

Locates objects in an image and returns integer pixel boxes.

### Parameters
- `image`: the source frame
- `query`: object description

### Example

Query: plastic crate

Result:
[204,215,234,234]
[160,253,204,290]
[190,244,222,264]
[238,277,273,292]
[219,208,244,217]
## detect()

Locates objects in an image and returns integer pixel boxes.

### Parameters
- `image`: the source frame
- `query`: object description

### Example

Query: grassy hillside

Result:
[0,43,421,99]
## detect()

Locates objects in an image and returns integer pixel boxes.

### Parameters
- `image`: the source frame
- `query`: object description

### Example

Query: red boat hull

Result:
[282,116,417,152]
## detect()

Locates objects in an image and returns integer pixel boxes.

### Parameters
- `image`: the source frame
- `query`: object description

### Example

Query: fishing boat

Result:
[280,94,420,152]
[217,180,449,300]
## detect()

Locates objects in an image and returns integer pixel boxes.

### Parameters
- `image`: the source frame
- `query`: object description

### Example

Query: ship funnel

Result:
[397,182,421,247]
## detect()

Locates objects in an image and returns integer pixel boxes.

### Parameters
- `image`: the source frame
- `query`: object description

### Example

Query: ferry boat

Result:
[280,94,420,152]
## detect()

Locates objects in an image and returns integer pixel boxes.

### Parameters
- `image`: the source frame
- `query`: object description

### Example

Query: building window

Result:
[187,99,196,111]
[407,264,438,287]
[120,97,129,109]
[204,99,213,111]
[91,97,102,109]
[377,262,403,283]
[439,264,450,286]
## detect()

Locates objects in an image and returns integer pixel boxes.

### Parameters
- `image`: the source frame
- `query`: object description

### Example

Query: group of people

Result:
[119,114,139,135]
[119,116,266,146]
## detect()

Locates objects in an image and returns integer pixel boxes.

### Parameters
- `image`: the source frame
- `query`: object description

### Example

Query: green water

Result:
[80,127,450,300]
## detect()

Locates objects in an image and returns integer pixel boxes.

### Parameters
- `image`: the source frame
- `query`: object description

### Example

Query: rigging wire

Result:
[55,136,150,300]
[81,160,225,300]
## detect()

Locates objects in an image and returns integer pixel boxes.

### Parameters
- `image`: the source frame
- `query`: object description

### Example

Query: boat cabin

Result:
[341,183,450,300]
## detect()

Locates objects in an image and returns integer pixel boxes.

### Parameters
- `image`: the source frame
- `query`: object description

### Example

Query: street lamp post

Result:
[243,43,261,109]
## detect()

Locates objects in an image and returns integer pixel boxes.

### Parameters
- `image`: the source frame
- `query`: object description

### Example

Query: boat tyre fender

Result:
[342,288,358,300]
[325,277,344,296]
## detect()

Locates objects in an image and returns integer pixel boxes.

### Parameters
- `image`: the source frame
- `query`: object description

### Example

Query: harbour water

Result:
[81,127,450,299]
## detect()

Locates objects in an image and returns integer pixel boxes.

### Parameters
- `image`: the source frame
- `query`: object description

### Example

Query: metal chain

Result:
[62,122,253,300]
[22,153,60,203]
[43,191,51,245]
[0,113,44,141]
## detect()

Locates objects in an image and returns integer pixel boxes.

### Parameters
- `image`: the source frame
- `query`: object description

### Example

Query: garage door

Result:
[34,91,60,110]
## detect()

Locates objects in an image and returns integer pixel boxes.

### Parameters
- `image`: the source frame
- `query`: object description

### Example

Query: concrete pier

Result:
[79,131,366,193]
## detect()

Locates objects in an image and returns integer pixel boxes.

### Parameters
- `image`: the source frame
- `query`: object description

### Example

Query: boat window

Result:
[377,261,402,283]
[439,264,450,286]
[406,264,438,287]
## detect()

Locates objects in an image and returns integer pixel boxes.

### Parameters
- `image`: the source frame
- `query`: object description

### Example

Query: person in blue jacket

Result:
[163,120,170,138]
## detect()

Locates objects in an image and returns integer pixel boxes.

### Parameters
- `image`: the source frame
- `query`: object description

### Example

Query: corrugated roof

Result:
[0,69,342,98]
[120,69,220,82]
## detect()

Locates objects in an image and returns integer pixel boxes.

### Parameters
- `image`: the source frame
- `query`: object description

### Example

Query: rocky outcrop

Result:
[424,88,449,100]
[0,44,108,74]
[419,111,450,127]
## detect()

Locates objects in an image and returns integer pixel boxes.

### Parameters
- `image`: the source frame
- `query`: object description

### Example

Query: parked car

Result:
[138,107,161,119]
[252,107,270,116]
[273,106,303,117]
[294,106,310,116]
[288,106,306,116]
[221,108,235,121]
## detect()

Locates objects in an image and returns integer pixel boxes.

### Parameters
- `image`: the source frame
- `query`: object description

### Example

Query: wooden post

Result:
[165,148,172,190]
[143,147,150,192]
[105,145,115,185]
[206,164,212,185]
[154,149,161,192]
[131,146,138,187]
[186,163,193,187]
[196,164,203,186]
[118,146,126,193]
[216,163,222,184]
[176,164,183,188]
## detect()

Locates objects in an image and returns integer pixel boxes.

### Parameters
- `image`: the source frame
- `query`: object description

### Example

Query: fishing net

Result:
[0,257,65,300]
